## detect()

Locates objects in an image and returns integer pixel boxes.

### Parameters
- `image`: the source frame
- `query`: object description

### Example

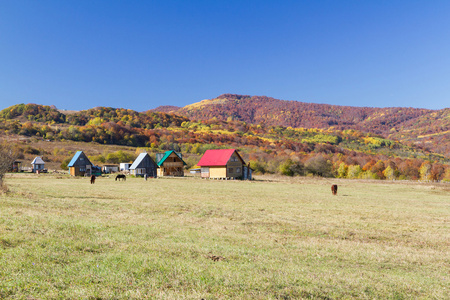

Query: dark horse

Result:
[90,175,96,184]
[331,184,338,195]
[115,174,126,181]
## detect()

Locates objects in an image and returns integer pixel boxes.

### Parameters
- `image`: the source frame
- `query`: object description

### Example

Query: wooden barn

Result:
[68,151,93,176]
[129,152,157,177]
[156,150,186,177]
[31,156,46,173]
[197,149,249,179]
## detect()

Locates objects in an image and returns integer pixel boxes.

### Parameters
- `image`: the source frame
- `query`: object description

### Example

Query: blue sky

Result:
[1,0,449,111]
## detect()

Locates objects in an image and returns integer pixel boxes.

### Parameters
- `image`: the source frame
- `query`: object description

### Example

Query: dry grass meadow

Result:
[0,173,449,299]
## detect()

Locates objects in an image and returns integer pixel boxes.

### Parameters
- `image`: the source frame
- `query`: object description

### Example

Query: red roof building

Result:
[197,149,249,179]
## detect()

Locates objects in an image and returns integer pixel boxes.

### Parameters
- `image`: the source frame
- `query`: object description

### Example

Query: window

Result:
[236,167,241,173]
[80,167,86,172]
[228,168,234,173]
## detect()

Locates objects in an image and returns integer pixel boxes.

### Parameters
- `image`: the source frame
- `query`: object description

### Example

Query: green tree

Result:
[360,170,378,179]
[60,157,71,170]
[279,159,305,177]
[250,160,268,175]
[347,165,362,179]
[305,155,333,177]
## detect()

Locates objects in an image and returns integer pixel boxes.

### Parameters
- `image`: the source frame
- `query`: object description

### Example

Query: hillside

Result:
[152,94,450,157]
[150,105,181,113]
[1,102,449,181]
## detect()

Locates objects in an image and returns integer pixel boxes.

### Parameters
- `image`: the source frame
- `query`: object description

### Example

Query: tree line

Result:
[1,103,449,182]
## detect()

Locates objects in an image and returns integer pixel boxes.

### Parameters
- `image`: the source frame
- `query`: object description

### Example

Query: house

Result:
[102,164,119,174]
[197,149,247,179]
[129,152,157,177]
[119,163,132,172]
[156,150,186,177]
[31,156,46,173]
[68,151,93,176]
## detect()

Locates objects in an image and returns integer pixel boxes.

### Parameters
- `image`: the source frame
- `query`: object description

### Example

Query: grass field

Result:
[0,174,449,299]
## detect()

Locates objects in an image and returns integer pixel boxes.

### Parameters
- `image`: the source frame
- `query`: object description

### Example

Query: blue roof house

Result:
[68,151,93,176]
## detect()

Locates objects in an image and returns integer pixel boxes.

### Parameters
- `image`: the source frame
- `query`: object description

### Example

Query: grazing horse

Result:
[331,184,338,195]
[90,175,96,184]
[115,174,126,181]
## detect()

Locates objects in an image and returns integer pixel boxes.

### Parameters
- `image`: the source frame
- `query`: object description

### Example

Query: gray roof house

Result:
[31,156,45,173]
[129,153,157,178]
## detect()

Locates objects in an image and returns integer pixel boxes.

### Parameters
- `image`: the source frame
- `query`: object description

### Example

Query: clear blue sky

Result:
[1,0,449,111]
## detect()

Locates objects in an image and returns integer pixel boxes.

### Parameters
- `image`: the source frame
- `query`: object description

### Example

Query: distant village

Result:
[15,149,252,180]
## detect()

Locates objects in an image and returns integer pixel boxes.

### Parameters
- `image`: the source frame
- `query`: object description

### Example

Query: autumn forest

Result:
[1,94,449,181]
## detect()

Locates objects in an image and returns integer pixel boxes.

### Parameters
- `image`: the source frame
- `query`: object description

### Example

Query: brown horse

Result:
[331,184,338,195]
[115,174,126,181]
[90,175,96,184]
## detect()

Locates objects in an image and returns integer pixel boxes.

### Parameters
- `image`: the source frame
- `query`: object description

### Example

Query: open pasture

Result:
[0,174,449,299]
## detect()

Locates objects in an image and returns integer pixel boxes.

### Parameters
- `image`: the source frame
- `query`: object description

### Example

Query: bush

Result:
[305,155,333,177]
[279,159,305,176]
[60,157,71,170]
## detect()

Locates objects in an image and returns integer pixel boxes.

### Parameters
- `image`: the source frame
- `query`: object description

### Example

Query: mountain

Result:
[155,94,429,132]
[152,94,450,157]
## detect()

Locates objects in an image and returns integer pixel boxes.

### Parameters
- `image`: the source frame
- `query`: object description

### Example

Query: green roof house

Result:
[156,150,186,177]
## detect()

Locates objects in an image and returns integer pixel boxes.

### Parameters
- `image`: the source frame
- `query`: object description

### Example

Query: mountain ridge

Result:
[151,94,449,157]
[2,95,449,158]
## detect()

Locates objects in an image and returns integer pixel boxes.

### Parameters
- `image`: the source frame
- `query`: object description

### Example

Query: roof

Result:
[130,153,148,169]
[197,149,244,166]
[157,150,186,166]
[67,151,92,167]
[31,157,45,165]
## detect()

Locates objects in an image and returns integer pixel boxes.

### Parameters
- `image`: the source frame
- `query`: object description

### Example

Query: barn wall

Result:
[70,167,82,176]
[209,166,227,178]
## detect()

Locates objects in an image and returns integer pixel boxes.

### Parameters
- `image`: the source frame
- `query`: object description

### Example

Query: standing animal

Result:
[115,174,126,181]
[331,184,338,195]
[90,175,96,184]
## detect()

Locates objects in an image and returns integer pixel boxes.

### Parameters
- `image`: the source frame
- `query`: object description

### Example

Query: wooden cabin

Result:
[156,150,186,177]
[129,152,157,177]
[68,151,93,176]
[197,149,247,179]
[31,156,46,173]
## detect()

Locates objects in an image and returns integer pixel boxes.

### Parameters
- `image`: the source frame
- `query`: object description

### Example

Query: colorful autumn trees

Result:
[0,103,448,181]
